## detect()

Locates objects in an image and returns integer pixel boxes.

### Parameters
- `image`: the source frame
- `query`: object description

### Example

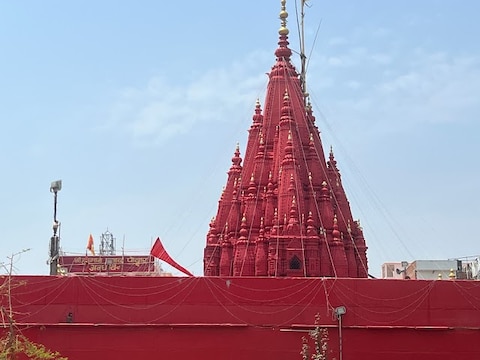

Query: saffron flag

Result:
[86,234,95,256]
[150,237,193,277]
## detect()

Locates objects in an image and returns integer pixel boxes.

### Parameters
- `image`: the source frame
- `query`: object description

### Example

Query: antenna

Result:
[299,0,308,105]
[297,0,322,107]
[99,229,116,255]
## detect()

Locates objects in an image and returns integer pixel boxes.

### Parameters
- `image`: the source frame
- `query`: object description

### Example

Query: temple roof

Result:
[204,0,368,278]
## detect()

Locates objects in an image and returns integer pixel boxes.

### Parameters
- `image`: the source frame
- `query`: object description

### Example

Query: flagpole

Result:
[122,234,125,274]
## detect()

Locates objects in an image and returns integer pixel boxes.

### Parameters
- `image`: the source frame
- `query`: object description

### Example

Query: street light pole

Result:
[335,306,346,360]
[49,180,62,275]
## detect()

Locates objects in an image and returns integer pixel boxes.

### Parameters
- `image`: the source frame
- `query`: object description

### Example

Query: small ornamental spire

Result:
[282,131,294,165]
[306,211,316,235]
[449,269,456,280]
[332,214,341,240]
[207,217,218,244]
[271,208,279,235]
[252,99,263,127]
[259,217,265,238]
[280,90,293,124]
[288,173,295,192]
[256,132,265,160]
[248,173,257,195]
[239,214,248,239]
[328,146,337,169]
[267,171,275,194]
[231,142,242,167]
[286,195,299,233]
[320,181,329,201]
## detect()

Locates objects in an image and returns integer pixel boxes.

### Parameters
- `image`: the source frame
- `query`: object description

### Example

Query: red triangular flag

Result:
[86,234,95,255]
[150,238,194,277]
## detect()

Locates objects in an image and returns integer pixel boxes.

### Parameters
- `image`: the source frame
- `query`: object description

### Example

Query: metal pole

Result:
[334,306,346,360]
[49,183,61,275]
[53,191,58,231]
[338,314,343,360]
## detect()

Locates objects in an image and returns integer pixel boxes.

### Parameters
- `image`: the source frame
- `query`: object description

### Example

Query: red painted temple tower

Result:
[204,0,368,278]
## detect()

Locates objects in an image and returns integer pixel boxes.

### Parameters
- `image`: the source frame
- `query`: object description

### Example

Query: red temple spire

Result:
[203,0,368,278]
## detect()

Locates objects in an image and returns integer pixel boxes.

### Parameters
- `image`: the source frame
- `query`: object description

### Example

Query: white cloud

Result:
[106,51,270,146]
[377,53,480,126]
[315,45,480,136]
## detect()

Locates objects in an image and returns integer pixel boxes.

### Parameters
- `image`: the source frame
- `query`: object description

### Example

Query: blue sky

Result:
[1,1,479,277]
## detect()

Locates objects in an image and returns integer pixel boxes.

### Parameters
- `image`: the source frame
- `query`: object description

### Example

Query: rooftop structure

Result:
[382,258,480,280]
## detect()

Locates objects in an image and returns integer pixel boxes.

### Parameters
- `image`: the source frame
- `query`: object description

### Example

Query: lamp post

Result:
[49,180,62,275]
[334,306,346,360]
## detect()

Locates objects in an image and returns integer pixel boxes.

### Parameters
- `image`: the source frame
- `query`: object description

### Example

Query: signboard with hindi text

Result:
[59,255,156,274]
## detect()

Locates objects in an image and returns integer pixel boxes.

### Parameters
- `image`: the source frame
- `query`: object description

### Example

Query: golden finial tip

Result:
[279,0,289,36]
[279,26,289,36]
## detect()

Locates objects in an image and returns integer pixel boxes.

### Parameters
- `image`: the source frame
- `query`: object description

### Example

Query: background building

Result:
[382,258,480,280]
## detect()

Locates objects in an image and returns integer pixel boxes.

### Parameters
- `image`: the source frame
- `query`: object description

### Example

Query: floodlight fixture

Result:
[401,261,409,268]
[334,305,346,317]
[334,305,347,360]
[50,180,62,193]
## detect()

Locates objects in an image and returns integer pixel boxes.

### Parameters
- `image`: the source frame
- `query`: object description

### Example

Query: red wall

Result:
[2,276,480,359]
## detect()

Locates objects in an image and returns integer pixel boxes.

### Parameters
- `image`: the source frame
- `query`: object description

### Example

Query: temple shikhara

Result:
[204,0,368,278]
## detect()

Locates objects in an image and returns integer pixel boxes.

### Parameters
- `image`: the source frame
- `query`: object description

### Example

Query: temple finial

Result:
[275,0,292,59]
[279,0,289,36]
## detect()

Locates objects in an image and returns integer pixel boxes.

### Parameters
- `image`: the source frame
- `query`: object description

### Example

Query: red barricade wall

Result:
[1,276,479,359]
